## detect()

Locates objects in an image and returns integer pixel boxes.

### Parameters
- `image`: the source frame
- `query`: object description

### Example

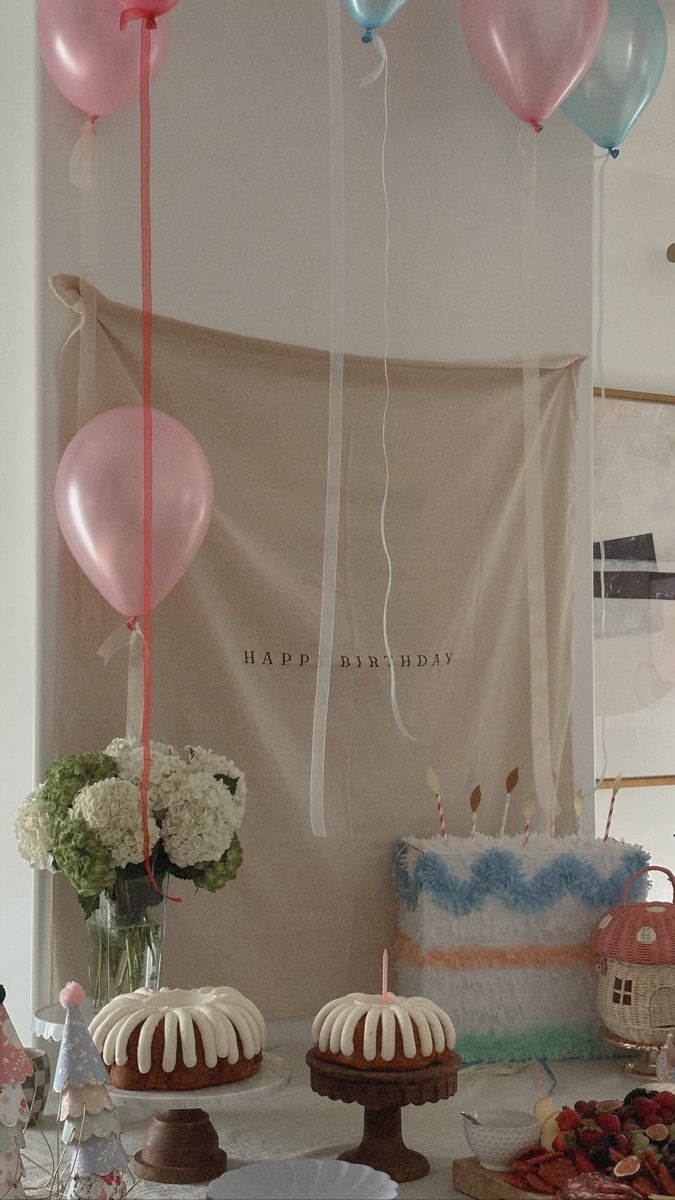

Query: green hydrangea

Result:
[191,834,243,893]
[51,812,116,908]
[42,752,118,821]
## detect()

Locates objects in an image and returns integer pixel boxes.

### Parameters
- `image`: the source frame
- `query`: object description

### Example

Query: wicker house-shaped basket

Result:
[591,865,675,1046]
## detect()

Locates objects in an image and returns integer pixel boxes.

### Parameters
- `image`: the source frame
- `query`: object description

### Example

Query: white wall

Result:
[36,2,596,993]
[0,0,40,1042]
[42,1,594,359]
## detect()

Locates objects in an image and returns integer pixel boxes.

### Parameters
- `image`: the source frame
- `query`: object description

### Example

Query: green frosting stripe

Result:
[456,1024,625,1064]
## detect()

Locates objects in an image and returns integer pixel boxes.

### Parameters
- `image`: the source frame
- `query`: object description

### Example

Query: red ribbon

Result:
[120,9,158,31]
[123,11,178,903]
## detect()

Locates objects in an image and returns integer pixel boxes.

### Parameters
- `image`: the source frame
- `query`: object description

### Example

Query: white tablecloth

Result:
[24,1037,641,1199]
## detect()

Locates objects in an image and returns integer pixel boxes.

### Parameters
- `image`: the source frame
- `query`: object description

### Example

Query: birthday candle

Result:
[470,785,481,839]
[550,768,558,838]
[499,767,519,838]
[574,789,584,840]
[381,949,389,1002]
[427,766,447,841]
[603,773,623,842]
[523,796,535,846]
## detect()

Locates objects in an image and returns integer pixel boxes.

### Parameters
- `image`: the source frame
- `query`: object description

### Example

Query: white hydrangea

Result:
[160,772,236,868]
[73,778,160,869]
[104,738,180,789]
[15,787,54,871]
[185,746,246,829]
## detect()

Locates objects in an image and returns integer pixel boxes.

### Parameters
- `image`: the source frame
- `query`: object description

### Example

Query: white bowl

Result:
[206,1159,399,1200]
[462,1109,540,1172]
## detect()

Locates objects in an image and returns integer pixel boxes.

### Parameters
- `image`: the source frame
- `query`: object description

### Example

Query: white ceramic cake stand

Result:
[109,1053,290,1185]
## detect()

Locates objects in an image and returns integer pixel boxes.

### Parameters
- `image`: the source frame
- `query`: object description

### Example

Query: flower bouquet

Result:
[16,739,245,1009]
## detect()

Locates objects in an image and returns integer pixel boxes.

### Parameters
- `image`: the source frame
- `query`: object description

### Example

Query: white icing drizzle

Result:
[312,992,455,1063]
[89,986,266,1075]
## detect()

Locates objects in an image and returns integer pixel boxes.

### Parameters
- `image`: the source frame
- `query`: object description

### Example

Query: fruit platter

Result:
[503,1087,675,1197]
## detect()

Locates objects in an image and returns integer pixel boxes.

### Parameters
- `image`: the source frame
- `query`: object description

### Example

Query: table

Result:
[21,1034,640,1199]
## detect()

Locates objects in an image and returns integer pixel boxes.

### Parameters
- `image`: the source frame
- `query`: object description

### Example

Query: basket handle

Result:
[621,864,675,906]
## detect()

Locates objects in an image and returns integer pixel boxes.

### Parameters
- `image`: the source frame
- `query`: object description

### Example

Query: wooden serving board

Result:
[452,1158,670,1200]
[452,1157,549,1199]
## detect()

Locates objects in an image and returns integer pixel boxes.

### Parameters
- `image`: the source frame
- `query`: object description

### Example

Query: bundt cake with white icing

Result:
[311,991,456,1071]
[89,986,265,1091]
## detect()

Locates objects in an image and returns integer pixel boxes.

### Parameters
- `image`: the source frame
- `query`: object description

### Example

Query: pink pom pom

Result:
[60,981,86,1009]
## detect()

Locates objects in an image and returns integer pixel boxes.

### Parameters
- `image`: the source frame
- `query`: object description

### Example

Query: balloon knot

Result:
[361,30,374,43]
[126,617,137,631]
[531,121,543,134]
[609,147,620,159]
[120,9,158,31]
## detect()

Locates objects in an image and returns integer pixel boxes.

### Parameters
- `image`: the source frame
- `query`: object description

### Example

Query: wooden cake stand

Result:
[110,1052,290,1185]
[306,1048,461,1183]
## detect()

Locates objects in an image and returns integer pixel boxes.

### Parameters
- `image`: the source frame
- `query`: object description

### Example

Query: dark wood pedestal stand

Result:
[306,1049,461,1183]
[112,1053,290,1186]
[134,1108,227,1185]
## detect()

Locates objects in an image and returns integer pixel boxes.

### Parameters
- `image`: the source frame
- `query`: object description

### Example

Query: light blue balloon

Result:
[340,0,408,41]
[561,0,667,152]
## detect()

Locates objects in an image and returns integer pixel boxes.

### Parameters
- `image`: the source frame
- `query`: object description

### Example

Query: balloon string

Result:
[138,17,172,900]
[378,44,413,741]
[518,124,555,833]
[309,0,346,838]
[594,153,611,791]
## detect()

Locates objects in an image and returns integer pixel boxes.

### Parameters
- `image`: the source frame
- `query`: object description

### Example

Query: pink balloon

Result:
[460,0,608,129]
[38,0,170,119]
[55,408,214,617]
[118,0,181,14]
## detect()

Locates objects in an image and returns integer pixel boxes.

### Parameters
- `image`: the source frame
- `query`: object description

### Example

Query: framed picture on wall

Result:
[594,387,675,788]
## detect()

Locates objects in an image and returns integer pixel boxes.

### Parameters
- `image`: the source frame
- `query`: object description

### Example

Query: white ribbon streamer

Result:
[360,32,387,88]
[98,623,145,743]
[518,125,555,832]
[68,121,99,431]
[593,153,611,789]
[309,0,346,838]
[377,38,413,742]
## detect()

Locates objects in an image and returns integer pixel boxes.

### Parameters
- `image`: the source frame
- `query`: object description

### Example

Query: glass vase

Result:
[86,875,166,1012]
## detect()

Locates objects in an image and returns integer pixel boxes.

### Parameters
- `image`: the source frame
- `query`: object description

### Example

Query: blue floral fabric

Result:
[71,1134,127,1176]
[54,1007,111,1093]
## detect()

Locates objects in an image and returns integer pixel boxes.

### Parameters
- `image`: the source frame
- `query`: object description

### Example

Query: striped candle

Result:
[603,774,623,842]
[523,797,536,847]
[427,766,447,841]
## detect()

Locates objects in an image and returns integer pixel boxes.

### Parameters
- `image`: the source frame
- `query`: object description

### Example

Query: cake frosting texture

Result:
[90,986,265,1090]
[312,991,455,1070]
[395,833,649,1063]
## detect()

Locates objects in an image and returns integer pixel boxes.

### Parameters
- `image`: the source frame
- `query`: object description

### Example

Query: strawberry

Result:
[634,1098,660,1118]
[552,1131,577,1154]
[558,1107,583,1131]
[574,1150,596,1173]
[597,1113,621,1135]
[656,1092,675,1110]
[578,1128,604,1149]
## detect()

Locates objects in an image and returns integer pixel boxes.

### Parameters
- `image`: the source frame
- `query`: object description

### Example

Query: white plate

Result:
[206,1159,399,1200]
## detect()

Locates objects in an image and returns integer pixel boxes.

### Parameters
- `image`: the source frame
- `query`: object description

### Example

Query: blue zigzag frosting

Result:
[394,843,649,915]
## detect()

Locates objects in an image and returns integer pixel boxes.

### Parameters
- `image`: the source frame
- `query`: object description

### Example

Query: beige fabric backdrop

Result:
[50,276,581,1018]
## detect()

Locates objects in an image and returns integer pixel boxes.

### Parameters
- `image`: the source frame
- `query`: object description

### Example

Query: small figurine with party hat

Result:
[0,984,32,1200]
[54,982,127,1200]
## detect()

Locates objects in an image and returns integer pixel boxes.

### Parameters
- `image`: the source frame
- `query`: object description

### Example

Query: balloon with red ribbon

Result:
[459,0,608,131]
[55,407,214,618]
[38,0,170,119]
